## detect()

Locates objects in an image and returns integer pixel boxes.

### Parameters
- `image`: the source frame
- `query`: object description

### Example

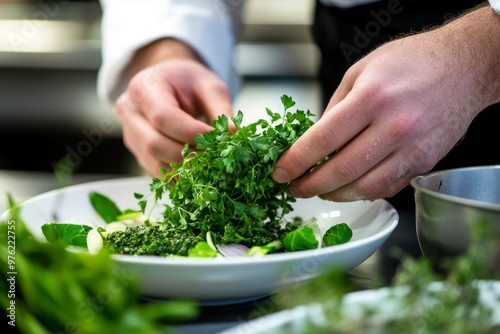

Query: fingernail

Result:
[272,167,290,183]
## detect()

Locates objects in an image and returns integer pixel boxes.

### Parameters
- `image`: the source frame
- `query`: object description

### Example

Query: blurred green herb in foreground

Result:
[0,195,198,334]
[265,220,499,333]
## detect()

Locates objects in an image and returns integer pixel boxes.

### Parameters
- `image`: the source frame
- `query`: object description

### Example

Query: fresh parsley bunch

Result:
[147,95,315,246]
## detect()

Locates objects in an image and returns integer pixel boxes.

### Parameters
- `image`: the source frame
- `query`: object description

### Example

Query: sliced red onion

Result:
[216,243,249,258]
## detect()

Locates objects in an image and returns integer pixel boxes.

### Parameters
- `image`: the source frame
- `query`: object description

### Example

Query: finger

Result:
[324,63,362,112]
[318,147,435,202]
[289,113,442,201]
[285,122,395,198]
[137,83,214,146]
[116,94,186,174]
[123,117,186,176]
[272,93,373,184]
[125,114,186,163]
[194,80,234,125]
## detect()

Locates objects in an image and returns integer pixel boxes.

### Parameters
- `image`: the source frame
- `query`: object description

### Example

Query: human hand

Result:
[272,6,500,201]
[115,58,233,177]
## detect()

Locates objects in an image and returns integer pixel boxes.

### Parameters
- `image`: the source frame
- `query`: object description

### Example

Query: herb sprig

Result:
[40,96,353,256]
[138,95,316,247]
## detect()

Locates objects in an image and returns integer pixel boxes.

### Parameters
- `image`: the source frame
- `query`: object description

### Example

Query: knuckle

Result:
[209,80,230,96]
[114,95,131,118]
[128,76,146,101]
[355,180,381,199]
[387,117,415,141]
[400,146,436,177]
[129,70,160,101]
[142,136,162,157]
[149,109,167,129]
[363,80,392,108]
[335,161,359,182]
[316,123,339,151]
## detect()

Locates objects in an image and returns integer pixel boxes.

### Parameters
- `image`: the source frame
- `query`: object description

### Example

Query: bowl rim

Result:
[4,176,400,267]
[410,165,500,212]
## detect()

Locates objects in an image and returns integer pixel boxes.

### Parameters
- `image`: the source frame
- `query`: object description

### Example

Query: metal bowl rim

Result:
[410,165,500,212]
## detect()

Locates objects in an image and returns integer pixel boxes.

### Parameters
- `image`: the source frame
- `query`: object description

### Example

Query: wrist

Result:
[130,38,202,75]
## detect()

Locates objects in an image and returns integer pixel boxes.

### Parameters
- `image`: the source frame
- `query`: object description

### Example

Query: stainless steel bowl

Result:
[410,165,500,275]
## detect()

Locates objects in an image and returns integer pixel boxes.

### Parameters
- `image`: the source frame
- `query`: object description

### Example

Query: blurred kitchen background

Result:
[0,0,321,210]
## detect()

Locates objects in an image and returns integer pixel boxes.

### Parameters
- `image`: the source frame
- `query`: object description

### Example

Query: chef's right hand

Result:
[115,39,234,177]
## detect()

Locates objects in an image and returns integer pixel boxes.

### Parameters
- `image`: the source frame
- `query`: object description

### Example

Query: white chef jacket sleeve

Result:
[98,0,242,105]
[489,0,500,14]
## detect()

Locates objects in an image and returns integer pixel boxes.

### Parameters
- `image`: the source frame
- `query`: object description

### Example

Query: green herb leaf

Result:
[322,223,353,247]
[89,191,122,224]
[281,94,296,110]
[155,95,317,248]
[283,226,319,252]
[103,95,322,257]
[188,241,218,258]
[231,110,244,129]
[2,199,198,334]
[41,223,93,248]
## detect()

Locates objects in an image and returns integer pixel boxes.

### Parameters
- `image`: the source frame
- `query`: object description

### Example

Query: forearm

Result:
[436,4,500,108]
[130,38,203,76]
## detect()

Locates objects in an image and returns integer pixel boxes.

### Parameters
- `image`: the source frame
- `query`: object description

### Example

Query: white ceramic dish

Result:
[220,281,500,333]
[6,177,399,304]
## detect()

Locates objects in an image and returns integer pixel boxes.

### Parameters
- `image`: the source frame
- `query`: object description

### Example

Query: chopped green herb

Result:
[104,225,202,257]
[42,96,355,258]
[142,95,316,249]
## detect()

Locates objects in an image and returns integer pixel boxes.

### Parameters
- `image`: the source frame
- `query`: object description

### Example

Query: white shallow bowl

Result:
[7,177,399,304]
